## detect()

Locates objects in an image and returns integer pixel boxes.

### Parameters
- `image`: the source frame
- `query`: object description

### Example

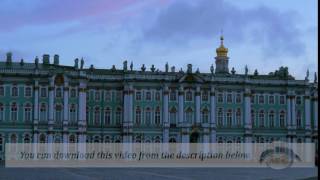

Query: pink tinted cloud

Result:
[0,0,168,31]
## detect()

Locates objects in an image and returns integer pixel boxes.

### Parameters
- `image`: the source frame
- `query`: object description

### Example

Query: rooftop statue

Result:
[141,64,146,72]
[74,58,79,69]
[165,62,169,72]
[171,66,175,72]
[305,69,309,81]
[130,61,133,71]
[231,67,236,75]
[151,64,155,72]
[187,64,192,74]
[123,60,128,71]
[111,65,116,71]
[314,72,317,83]
[245,65,248,75]
[210,64,214,74]
[196,68,200,73]
[80,58,84,69]
[254,69,258,76]
[20,59,24,66]
[35,56,39,68]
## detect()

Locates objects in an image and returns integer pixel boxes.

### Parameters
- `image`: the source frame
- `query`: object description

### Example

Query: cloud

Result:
[143,0,305,57]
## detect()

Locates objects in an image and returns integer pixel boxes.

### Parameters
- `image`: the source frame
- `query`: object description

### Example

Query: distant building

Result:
[0,37,318,160]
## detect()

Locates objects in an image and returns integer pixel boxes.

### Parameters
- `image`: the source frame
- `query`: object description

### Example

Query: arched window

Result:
[94,107,100,126]
[145,91,151,101]
[56,87,62,98]
[169,107,177,126]
[0,103,4,122]
[24,134,31,143]
[40,103,47,122]
[170,90,176,101]
[11,86,18,97]
[217,108,223,126]
[115,107,122,125]
[185,107,193,123]
[155,107,161,125]
[145,107,151,126]
[11,102,18,122]
[70,88,76,98]
[135,136,141,143]
[226,109,232,127]
[104,136,111,143]
[104,107,111,126]
[69,104,76,124]
[86,106,89,123]
[10,134,17,143]
[259,110,265,127]
[236,108,241,126]
[154,136,161,143]
[24,103,32,123]
[54,135,61,143]
[186,91,193,101]
[201,108,209,123]
[268,110,275,128]
[296,110,302,128]
[251,110,255,127]
[69,135,76,143]
[169,137,176,143]
[280,111,286,128]
[55,104,63,123]
[135,106,141,125]
[94,136,100,143]
[39,134,46,143]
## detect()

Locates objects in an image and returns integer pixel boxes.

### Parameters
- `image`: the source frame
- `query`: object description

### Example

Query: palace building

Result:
[0,37,318,160]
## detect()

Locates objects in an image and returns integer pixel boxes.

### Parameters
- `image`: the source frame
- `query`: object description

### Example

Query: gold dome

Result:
[216,36,228,57]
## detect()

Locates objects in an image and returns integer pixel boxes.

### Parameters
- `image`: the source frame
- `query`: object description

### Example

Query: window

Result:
[235,93,241,103]
[251,110,255,127]
[55,104,63,123]
[40,103,47,122]
[11,86,18,97]
[155,91,160,101]
[269,110,275,128]
[115,91,122,102]
[69,135,76,143]
[56,88,62,98]
[11,102,18,122]
[24,134,31,143]
[0,103,3,122]
[145,107,151,126]
[186,91,192,101]
[145,91,152,101]
[105,91,111,102]
[201,108,209,123]
[296,96,302,105]
[279,95,285,105]
[104,107,111,126]
[115,107,122,125]
[94,107,100,126]
[217,108,223,126]
[236,108,241,126]
[169,108,177,126]
[226,109,232,127]
[227,93,232,103]
[95,90,101,101]
[259,110,265,127]
[202,91,208,101]
[24,103,32,123]
[251,95,255,104]
[170,91,176,101]
[217,93,223,103]
[296,110,302,128]
[258,95,264,104]
[0,86,4,96]
[135,106,141,125]
[185,108,193,123]
[269,95,275,104]
[69,104,76,124]
[155,107,161,125]
[280,111,285,128]
[0,135,3,152]
[136,91,142,101]
[25,87,32,97]
[70,88,76,98]
[40,87,47,97]
[10,134,17,143]
[86,107,89,123]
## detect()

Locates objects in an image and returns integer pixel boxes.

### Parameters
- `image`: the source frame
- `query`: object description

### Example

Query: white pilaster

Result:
[210,85,216,143]
[195,86,201,124]
[33,81,39,124]
[305,95,311,130]
[292,96,297,129]
[48,84,54,124]
[313,97,318,130]
[163,85,169,143]
[244,88,252,129]
[286,96,292,129]
[178,85,184,124]
[63,84,69,125]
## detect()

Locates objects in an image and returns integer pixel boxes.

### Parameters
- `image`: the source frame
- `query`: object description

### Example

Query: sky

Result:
[0,0,317,80]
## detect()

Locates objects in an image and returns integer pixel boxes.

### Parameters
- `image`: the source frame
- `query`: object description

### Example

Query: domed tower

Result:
[215,36,229,74]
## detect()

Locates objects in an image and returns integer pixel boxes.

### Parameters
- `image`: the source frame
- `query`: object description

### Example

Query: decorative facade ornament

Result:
[305,69,309,81]
[111,65,116,71]
[314,72,317,83]
[254,69,258,76]
[187,64,192,74]
[231,67,235,75]
[210,64,214,74]
[20,59,24,66]
[245,65,248,75]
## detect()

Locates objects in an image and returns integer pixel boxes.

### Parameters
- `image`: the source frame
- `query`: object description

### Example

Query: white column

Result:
[286,96,292,129]
[305,96,311,130]
[33,83,39,124]
[178,86,184,124]
[48,85,54,125]
[78,85,86,123]
[313,96,318,130]
[291,96,296,129]
[47,133,53,159]
[33,133,38,144]
[163,85,169,143]
[195,86,201,124]
[210,86,216,143]
[244,88,252,129]
[63,86,69,125]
